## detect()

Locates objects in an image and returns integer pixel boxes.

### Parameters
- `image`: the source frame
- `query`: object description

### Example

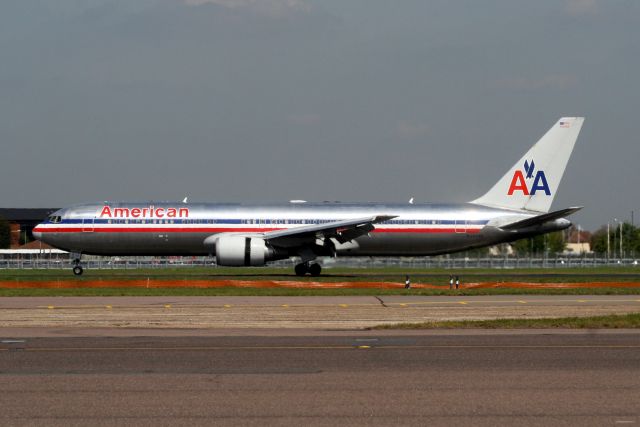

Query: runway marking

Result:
[38,305,129,309]
[105,305,112,309]
[24,298,640,310]
[357,345,371,349]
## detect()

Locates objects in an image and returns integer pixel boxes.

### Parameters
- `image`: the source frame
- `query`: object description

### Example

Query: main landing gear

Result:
[71,254,83,276]
[294,262,322,277]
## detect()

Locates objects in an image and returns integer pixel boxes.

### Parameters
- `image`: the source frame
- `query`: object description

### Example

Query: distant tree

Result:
[513,236,542,256]
[547,232,566,254]
[590,223,640,257]
[512,232,565,256]
[0,216,10,249]
[590,226,608,255]
[621,223,640,256]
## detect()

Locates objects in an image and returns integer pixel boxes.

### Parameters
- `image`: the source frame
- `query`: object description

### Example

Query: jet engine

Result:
[215,236,274,266]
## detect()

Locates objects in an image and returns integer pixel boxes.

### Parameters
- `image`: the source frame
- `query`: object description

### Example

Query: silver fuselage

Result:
[33,201,570,258]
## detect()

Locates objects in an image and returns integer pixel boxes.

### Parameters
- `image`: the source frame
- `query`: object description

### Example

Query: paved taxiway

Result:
[1,295,640,329]
[1,331,639,426]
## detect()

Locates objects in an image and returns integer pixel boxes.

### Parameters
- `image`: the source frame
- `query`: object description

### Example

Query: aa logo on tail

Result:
[507,160,551,196]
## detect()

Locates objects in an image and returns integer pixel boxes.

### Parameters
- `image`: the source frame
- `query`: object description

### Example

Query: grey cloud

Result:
[1,0,639,230]
[396,121,431,140]
[183,0,311,16]
[495,75,579,91]
[565,0,599,16]
[287,113,322,126]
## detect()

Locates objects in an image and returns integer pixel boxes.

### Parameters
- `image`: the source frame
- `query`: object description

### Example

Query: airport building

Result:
[0,208,57,248]
[565,228,592,255]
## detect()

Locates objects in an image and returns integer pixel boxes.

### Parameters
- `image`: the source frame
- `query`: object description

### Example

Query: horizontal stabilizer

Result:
[500,207,583,230]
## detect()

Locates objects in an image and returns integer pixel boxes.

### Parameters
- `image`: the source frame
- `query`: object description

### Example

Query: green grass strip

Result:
[372,313,640,329]
[1,266,640,283]
[1,287,640,297]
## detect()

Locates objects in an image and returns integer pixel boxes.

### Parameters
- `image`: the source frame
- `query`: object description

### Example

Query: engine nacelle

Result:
[215,236,272,266]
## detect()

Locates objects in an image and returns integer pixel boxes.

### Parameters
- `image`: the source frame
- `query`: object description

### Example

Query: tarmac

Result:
[2,295,640,425]
[1,331,640,426]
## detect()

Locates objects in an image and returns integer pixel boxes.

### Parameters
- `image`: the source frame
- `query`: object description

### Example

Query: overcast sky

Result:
[1,0,638,230]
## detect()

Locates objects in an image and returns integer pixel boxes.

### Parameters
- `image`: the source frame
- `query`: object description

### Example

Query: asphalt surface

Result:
[1,331,640,426]
[1,295,640,329]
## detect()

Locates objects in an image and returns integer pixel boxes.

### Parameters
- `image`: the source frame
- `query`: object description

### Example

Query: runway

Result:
[1,331,639,426]
[1,295,640,329]
[2,296,640,425]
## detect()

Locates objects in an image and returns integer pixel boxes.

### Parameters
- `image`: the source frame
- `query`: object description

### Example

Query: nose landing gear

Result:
[294,262,322,277]
[71,253,83,276]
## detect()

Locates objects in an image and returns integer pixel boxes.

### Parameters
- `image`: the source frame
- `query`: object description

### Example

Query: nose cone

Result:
[32,225,43,241]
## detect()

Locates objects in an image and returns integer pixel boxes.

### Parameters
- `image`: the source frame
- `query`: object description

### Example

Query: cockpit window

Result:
[48,215,62,223]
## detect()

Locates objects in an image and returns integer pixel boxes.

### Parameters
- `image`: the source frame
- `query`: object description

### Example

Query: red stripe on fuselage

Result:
[34,227,282,233]
[34,226,482,234]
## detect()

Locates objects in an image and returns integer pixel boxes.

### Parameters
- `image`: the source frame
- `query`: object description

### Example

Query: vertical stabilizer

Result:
[471,117,584,213]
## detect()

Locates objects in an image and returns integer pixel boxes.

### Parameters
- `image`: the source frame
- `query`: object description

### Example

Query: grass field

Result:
[372,313,640,329]
[1,266,640,282]
[2,286,640,297]
[1,266,640,296]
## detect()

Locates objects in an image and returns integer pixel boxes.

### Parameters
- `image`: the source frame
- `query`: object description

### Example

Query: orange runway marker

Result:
[1,280,640,290]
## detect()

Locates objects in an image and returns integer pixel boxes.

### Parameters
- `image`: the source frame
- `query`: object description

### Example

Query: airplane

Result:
[33,117,585,276]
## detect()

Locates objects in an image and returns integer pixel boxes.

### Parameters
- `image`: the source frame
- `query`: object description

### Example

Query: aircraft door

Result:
[454,219,467,234]
[82,217,95,232]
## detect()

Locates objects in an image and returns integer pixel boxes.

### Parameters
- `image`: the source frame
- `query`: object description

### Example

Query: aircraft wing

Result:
[262,215,396,247]
[500,207,583,231]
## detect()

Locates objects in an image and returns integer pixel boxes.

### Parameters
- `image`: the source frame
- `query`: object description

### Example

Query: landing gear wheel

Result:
[73,266,84,276]
[308,263,322,277]
[294,263,308,276]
